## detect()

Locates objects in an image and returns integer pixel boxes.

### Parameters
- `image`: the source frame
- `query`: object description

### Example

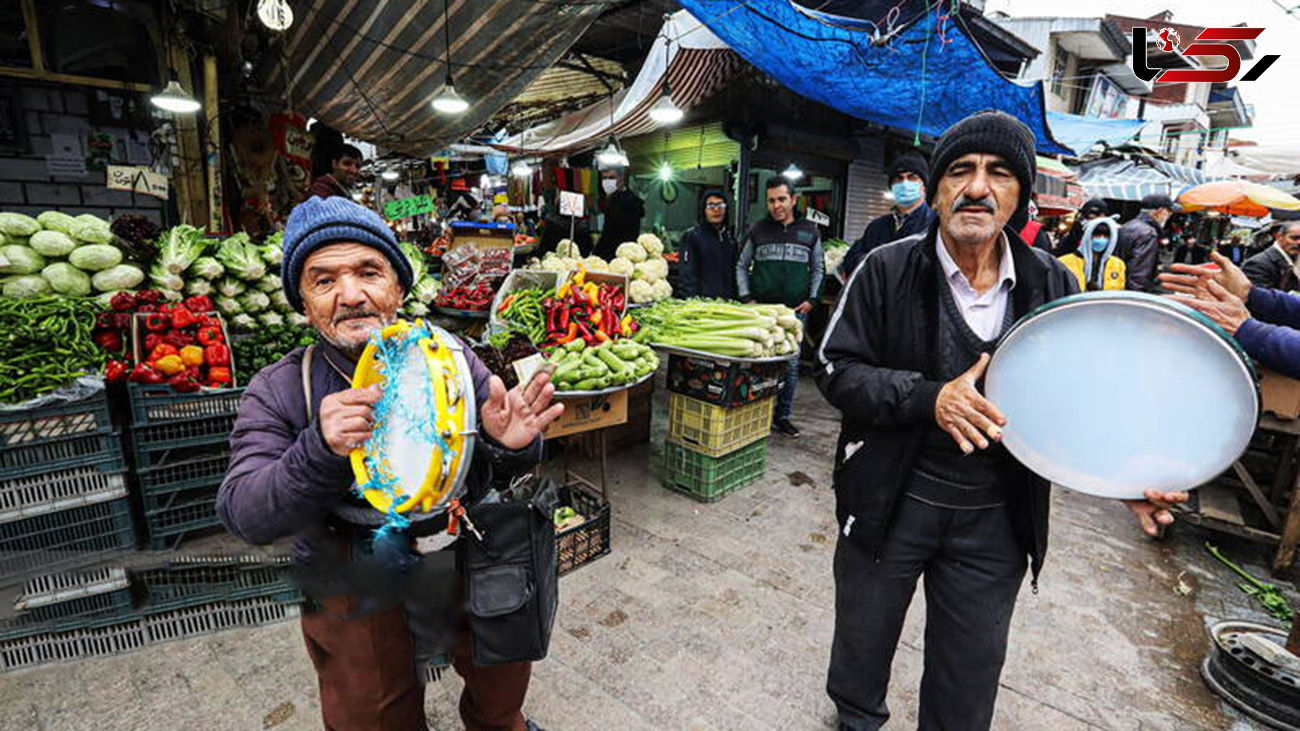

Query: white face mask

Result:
[602,179,618,195]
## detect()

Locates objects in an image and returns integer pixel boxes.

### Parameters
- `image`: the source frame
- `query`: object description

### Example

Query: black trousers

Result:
[828,496,1028,730]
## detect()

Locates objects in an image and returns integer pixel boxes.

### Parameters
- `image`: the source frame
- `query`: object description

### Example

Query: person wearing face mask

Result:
[1116,194,1176,293]
[838,151,936,278]
[677,190,739,299]
[1058,216,1125,291]
[1053,198,1109,257]
[593,168,645,261]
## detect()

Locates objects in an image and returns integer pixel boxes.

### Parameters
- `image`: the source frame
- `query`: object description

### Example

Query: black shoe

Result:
[525,721,545,731]
[773,418,800,438]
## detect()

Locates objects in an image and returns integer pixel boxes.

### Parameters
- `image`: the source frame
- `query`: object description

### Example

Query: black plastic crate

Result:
[130,440,230,471]
[14,567,134,623]
[127,385,244,427]
[141,491,223,550]
[139,482,222,514]
[132,556,299,611]
[0,443,126,522]
[0,432,122,481]
[666,354,784,408]
[129,416,237,452]
[134,452,230,495]
[0,391,113,449]
[555,480,610,576]
[0,498,136,585]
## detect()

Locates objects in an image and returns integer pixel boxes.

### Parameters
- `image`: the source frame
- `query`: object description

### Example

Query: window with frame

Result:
[1050,42,1069,96]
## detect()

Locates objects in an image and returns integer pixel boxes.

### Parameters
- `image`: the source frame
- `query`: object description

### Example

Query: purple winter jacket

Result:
[216,339,543,562]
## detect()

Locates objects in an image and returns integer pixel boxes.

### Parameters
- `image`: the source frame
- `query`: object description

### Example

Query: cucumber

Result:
[596,347,632,378]
[564,339,586,353]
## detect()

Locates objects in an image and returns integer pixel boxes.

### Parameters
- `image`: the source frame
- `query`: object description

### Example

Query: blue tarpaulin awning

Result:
[1076,156,1216,201]
[676,0,1071,155]
[1045,112,1149,157]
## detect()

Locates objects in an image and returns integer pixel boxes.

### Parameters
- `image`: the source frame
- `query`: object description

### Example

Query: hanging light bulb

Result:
[649,86,683,125]
[596,137,629,168]
[781,163,804,182]
[151,77,201,114]
[432,76,469,114]
[511,159,534,177]
[658,162,673,181]
[381,169,400,181]
[257,0,293,32]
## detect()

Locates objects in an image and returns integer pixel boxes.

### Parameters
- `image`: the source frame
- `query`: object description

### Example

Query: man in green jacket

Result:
[737,176,824,437]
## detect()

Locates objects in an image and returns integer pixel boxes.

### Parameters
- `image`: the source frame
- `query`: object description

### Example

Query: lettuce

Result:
[36,211,77,235]
[41,262,92,296]
[29,230,78,257]
[0,245,46,274]
[91,264,145,292]
[191,257,224,280]
[68,244,122,271]
[157,225,208,274]
[0,213,40,237]
[215,233,267,281]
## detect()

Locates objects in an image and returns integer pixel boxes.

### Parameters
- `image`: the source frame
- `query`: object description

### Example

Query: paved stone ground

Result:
[0,375,1294,730]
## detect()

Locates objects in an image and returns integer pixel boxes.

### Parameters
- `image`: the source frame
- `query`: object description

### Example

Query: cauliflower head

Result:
[608,257,635,277]
[637,233,664,256]
[628,279,656,304]
[615,242,648,263]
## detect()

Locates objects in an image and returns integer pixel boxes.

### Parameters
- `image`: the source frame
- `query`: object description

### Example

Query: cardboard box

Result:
[546,390,628,439]
[1260,368,1300,420]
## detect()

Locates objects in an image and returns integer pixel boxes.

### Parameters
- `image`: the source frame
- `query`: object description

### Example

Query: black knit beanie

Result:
[926,110,1037,219]
[887,151,929,184]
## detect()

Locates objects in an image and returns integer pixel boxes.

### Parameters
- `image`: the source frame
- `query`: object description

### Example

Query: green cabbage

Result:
[0,213,40,237]
[29,230,78,257]
[91,264,145,292]
[41,262,92,296]
[0,245,46,274]
[190,257,225,280]
[215,233,267,281]
[36,211,77,235]
[157,224,208,274]
[68,244,123,271]
[70,215,113,244]
[3,274,51,297]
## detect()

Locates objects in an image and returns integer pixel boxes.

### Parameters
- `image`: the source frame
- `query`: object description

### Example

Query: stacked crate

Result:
[126,385,244,549]
[661,355,781,502]
[0,391,136,585]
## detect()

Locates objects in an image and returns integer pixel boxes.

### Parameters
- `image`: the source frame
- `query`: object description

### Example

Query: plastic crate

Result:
[130,440,230,471]
[14,567,133,623]
[132,555,299,610]
[127,384,244,426]
[0,498,135,585]
[556,481,610,576]
[0,443,126,523]
[141,490,223,550]
[0,391,112,449]
[0,432,121,481]
[666,355,784,408]
[662,438,768,502]
[134,452,230,495]
[0,595,300,672]
[666,394,775,457]
[129,415,237,452]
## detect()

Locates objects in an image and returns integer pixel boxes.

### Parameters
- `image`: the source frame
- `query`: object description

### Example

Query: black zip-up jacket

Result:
[677,190,739,299]
[815,221,1079,583]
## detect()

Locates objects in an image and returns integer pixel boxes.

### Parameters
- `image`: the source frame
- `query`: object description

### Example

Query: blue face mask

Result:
[891,180,923,207]
[1090,236,1110,253]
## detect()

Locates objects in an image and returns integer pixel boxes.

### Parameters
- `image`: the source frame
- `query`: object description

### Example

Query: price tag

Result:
[559,191,585,217]
[384,194,434,220]
[806,207,831,226]
[106,165,169,199]
[512,353,549,386]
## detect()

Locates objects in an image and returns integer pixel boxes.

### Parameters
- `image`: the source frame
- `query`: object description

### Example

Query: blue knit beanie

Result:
[281,196,413,313]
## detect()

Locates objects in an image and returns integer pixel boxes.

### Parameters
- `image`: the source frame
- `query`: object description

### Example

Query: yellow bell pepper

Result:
[179,345,204,367]
[153,354,185,375]
[583,282,598,301]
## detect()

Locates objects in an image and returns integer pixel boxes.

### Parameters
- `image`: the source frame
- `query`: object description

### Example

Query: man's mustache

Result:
[333,307,380,325]
[951,196,996,214]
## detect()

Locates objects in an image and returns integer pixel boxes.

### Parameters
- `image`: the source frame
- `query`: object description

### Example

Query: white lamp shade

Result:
[649,95,683,124]
[151,81,201,114]
[432,83,469,114]
[782,163,803,181]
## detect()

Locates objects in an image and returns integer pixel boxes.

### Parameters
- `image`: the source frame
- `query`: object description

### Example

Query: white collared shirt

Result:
[935,231,1017,341]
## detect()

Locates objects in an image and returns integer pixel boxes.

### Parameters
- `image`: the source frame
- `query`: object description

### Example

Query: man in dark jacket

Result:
[1116,193,1175,292]
[593,168,644,260]
[1242,221,1300,291]
[839,151,935,278]
[737,176,824,437]
[677,189,739,299]
[217,196,562,731]
[308,143,362,200]
[816,111,1187,731]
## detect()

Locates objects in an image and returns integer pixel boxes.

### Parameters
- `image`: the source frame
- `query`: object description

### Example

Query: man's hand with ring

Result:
[935,353,1006,455]
[320,385,381,457]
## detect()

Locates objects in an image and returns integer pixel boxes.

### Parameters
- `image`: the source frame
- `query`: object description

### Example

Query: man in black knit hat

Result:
[838,150,936,278]
[816,110,1188,730]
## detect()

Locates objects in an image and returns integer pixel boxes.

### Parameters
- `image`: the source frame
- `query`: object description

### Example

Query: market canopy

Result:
[1045,112,1148,156]
[258,1,608,156]
[1178,180,1300,218]
[674,0,1072,155]
[1077,155,1216,201]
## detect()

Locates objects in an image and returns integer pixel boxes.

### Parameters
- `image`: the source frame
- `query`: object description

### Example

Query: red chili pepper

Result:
[143,313,169,332]
[167,374,201,393]
[129,363,164,384]
[182,295,214,314]
[92,328,124,353]
[204,343,231,367]
[171,308,198,329]
[197,325,224,345]
[109,291,136,312]
[104,359,130,384]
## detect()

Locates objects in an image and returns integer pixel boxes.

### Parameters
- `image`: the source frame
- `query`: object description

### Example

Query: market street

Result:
[0,373,1284,730]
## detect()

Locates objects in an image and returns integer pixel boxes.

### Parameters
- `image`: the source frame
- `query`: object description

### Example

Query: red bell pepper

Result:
[136,303,158,314]
[144,333,162,354]
[184,364,201,380]
[129,363,164,384]
[162,332,195,349]
[207,366,232,385]
[182,295,214,314]
[95,312,116,331]
[111,312,132,330]
[104,360,131,384]
[204,343,231,367]
[143,313,169,332]
[135,289,163,305]
[159,303,182,314]
[197,324,224,345]
[109,291,136,312]
[149,343,180,361]
[171,308,198,329]
[167,374,200,393]
[92,328,124,353]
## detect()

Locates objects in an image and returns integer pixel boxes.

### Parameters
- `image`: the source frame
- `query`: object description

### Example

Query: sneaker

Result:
[773,418,800,438]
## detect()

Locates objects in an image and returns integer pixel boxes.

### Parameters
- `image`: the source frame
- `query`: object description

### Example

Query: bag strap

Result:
[301,344,316,422]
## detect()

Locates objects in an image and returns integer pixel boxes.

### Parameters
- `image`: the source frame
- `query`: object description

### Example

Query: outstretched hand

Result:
[480,371,565,450]
[1122,489,1189,536]
[1173,279,1250,335]
[1158,251,1252,301]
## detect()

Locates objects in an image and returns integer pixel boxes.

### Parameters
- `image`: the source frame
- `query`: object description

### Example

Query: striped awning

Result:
[258,1,608,156]
[502,10,739,156]
[1077,156,1217,201]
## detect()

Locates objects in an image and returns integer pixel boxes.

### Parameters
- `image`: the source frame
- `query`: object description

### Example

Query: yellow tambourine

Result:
[348,319,477,516]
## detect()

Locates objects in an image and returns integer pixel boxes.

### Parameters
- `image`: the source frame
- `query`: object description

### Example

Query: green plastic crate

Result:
[662,438,768,503]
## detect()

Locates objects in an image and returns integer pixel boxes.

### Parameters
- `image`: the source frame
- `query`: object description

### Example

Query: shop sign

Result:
[384,194,434,220]
[559,191,585,217]
[106,164,168,199]
[805,207,831,226]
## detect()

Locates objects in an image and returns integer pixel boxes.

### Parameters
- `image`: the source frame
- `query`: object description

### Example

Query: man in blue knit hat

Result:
[219,196,560,731]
